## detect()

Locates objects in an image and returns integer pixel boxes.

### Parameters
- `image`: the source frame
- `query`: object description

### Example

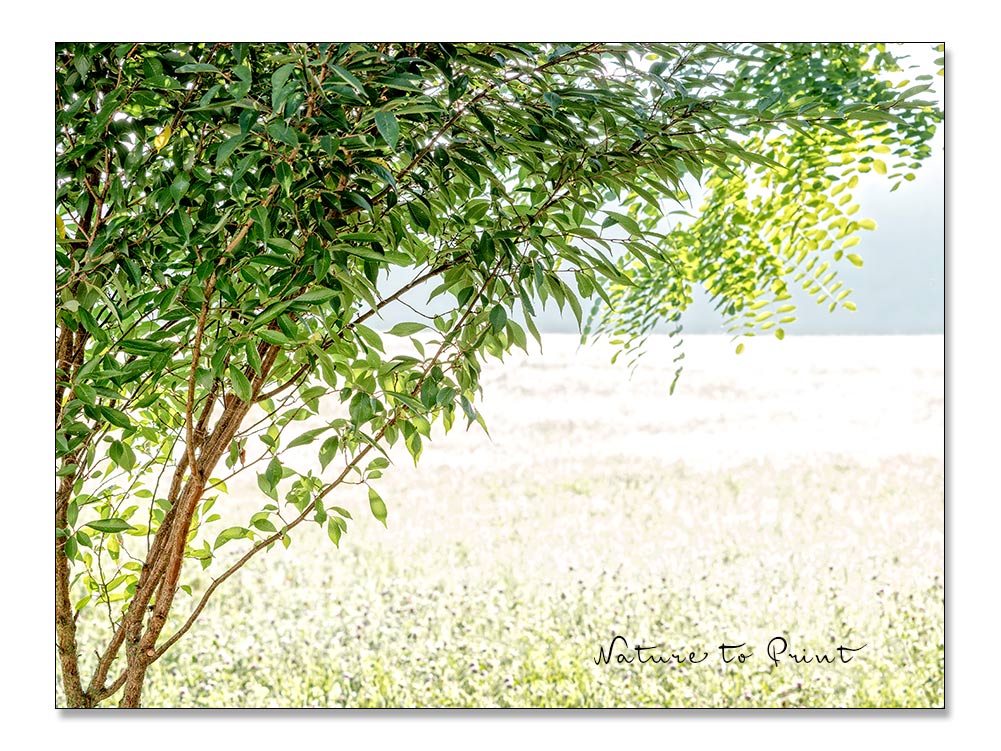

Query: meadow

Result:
[61,334,944,708]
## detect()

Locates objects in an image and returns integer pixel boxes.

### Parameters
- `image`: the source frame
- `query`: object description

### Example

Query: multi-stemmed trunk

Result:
[56,337,276,708]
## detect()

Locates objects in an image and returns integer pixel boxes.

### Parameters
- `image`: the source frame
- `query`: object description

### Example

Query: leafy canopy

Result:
[55,42,940,705]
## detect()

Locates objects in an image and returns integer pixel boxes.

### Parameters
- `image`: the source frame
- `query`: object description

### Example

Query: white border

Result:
[8,4,994,747]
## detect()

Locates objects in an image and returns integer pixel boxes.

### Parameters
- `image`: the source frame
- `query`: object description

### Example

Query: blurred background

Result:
[139,332,943,707]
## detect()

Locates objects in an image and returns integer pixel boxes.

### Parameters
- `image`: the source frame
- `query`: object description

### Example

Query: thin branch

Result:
[184,273,216,486]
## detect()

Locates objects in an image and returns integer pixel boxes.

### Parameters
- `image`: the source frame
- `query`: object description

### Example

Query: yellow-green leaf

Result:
[153,126,173,152]
[369,487,388,527]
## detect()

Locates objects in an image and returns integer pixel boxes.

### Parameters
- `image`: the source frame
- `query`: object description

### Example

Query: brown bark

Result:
[119,625,147,708]
[56,323,90,707]
[56,524,88,707]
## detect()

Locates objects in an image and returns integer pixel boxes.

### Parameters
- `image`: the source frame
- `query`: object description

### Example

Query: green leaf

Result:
[435,386,457,407]
[216,135,244,167]
[257,471,276,499]
[258,329,293,347]
[489,305,507,333]
[177,63,221,74]
[295,287,338,304]
[287,427,328,449]
[349,392,376,425]
[604,210,641,235]
[214,526,251,549]
[108,440,137,471]
[338,244,386,262]
[385,391,425,413]
[330,65,367,97]
[407,201,430,231]
[256,330,292,348]
[251,511,278,534]
[119,340,171,355]
[267,237,299,254]
[73,382,97,405]
[100,406,132,429]
[170,174,189,202]
[319,436,339,470]
[355,324,384,352]
[265,457,282,487]
[374,111,400,150]
[386,322,426,337]
[230,366,253,403]
[85,518,134,534]
[326,519,342,546]
[846,254,864,267]
[271,63,296,109]
[368,487,388,527]
[300,385,327,402]
[266,122,299,148]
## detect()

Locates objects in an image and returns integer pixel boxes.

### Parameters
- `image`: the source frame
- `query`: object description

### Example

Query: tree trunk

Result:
[119,665,146,708]
[119,626,149,708]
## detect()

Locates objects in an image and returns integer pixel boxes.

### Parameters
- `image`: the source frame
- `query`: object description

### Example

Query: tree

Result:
[55,42,942,707]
